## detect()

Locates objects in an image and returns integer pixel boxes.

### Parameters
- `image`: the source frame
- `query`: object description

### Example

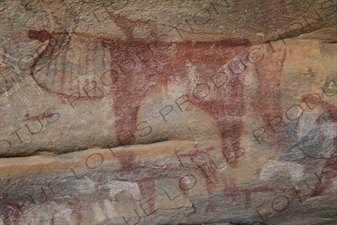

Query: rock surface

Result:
[0,0,337,224]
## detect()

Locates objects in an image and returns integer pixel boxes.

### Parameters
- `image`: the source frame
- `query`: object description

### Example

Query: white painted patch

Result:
[107,180,141,201]
[104,199,117,217]
[51,205,76,225]
[90,181,139,222]
[91,202,107,222]
[57,208,75,225]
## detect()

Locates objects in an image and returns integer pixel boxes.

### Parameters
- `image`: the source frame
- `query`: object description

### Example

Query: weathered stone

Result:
[0,0,337,224]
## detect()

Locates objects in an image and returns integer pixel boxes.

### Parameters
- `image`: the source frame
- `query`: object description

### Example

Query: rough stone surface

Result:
[0,0,337,224]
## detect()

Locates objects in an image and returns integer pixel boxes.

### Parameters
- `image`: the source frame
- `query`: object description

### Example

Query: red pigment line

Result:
[115,150,136,171]
[134,174,187,214]
[137,177,157,215]
[307,65,315,78]
[195,75,245,167]
[114,151,182,207]
[105,36,250,150]
[204,173,216,212]
[28,17,250,165]
[29,30,104,100]
[222,177,238,202]
[0,193,34,224]
[252,45,287,126]
[114,150,184,215]
[28,31,96,100]
[31,65,104,100]
[190,145,219,212]
[129,164,291,212]
[50,212,55,225]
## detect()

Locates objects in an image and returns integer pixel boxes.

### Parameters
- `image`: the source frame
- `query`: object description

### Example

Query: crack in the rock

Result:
[0,139,206,159]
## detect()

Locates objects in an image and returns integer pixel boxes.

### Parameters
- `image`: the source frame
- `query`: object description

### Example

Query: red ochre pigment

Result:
[27,14,315,215]
[28,30,52,42]
[29,14,251,169]
[106,15,250,170]
[252,46,287,127]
